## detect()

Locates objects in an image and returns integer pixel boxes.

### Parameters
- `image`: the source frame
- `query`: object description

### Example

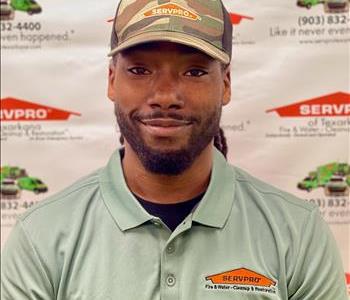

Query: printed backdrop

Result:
[1,0,349,295]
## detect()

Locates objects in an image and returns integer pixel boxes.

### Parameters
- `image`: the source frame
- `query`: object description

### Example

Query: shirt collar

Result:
[191,149,235,228]
[99,149,152,231]
[99,148,235,231]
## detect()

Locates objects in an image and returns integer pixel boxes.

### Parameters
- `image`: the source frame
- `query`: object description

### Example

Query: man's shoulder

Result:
[231,165,317,215]
[19,169,102,226]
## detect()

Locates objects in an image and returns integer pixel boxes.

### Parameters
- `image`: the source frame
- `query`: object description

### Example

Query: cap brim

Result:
[108,31,230,64]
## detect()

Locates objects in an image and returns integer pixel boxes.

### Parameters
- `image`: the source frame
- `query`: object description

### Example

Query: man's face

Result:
[108,42,231,175]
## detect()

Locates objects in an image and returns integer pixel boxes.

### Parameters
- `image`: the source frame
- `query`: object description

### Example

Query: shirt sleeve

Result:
[1,220,54,300]
[288,208,348,300]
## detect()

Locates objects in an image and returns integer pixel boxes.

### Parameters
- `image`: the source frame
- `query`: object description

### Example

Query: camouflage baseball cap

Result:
[108,0,233,64]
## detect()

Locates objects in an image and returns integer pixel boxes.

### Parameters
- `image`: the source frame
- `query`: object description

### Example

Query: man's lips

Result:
[140,118,192,127]
[139,118,192,137]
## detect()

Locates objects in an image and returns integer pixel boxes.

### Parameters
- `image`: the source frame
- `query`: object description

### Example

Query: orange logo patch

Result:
[206,268,276,287]
[144,3,201,21]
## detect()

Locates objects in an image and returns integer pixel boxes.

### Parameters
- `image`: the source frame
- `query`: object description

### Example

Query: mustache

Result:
[133,111,199,124]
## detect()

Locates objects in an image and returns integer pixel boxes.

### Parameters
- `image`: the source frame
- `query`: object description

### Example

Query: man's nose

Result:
[147,73,184,110]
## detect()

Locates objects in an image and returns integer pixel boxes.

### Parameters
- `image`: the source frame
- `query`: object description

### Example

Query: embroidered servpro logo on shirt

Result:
[144,3,201,21]
[205,268,277,295]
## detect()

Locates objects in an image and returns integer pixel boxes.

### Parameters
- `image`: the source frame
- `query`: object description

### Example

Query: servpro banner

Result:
[1,0,349,296]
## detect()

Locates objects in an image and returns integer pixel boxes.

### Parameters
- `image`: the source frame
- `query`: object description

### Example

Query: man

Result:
[1,0,347,299]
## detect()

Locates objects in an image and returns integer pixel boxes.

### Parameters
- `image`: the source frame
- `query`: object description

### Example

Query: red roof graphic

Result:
[266,92,350,117]
[229,13,254,25]
[0,97,81,121]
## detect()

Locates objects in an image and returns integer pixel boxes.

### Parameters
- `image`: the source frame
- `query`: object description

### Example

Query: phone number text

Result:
[1,22,41,32]
[298,15,350,26]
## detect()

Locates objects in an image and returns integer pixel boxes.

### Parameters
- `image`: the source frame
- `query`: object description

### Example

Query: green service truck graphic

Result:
[298,163,350,196]
[1,165,27,179]
[17,177,48,194]
[0,0,14,20]
[296,0,349,12]
[297,0,322,9]
[0,0,41,21]
[0,165,48,199]
[324,0,350,12]
[10,0,41,14]
[1,179,21,199]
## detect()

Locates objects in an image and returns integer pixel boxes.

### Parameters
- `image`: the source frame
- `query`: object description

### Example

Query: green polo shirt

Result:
[1,149,347,300]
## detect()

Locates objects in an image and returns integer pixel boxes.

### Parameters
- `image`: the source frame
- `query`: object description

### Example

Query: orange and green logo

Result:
[206,268,276,287]
[144,3,201,21]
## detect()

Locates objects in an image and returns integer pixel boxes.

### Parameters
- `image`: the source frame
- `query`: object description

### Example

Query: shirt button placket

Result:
[161,239,179,300]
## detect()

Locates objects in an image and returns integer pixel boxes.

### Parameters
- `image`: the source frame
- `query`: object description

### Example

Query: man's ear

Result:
[222,65,231,106]
[107,60,116,102]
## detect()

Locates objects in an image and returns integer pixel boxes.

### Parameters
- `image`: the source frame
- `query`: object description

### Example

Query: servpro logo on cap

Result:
[144,3,201,21]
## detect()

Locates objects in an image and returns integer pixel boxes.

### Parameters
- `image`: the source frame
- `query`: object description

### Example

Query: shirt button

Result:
[152,220,161,226]
[166,244,175,254]
[166,274,176,287]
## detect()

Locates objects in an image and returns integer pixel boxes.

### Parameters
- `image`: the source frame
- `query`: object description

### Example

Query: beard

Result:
[115,104,222,175]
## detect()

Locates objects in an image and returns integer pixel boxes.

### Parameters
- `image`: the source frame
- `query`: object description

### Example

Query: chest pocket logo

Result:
[205,268,277,295]
[206,267,276,287]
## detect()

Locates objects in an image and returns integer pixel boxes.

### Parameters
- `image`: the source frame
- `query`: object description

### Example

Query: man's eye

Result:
[128,67,151,75]
[184,69,208,77]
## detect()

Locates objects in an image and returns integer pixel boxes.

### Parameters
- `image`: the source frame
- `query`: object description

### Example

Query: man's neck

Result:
[121,144,213,204]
